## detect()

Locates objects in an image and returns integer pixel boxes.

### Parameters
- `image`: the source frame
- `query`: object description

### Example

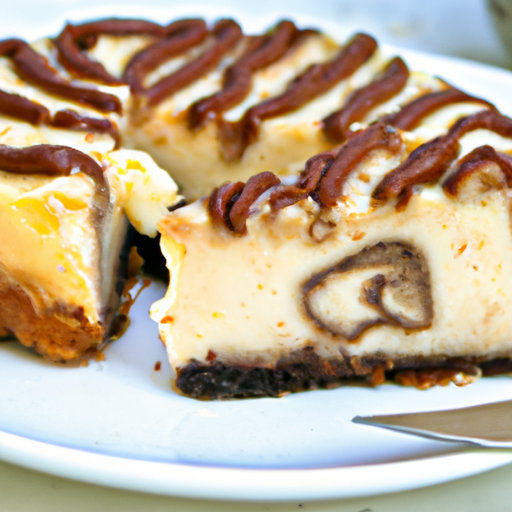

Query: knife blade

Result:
[353,399,512,448]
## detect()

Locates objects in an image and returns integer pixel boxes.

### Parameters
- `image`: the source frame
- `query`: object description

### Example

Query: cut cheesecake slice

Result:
[0,26,181,362]
[0,145,179,363]
[151,109,512,398]
[0,121,181,364]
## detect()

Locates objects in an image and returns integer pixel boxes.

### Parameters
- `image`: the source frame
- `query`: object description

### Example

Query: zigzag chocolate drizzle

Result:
[318,122,402,206]
[382,88,496,130]
[322,57,409,143]
[208,181,245,230]
[443,145,512,195]
[188,20,301,129]
[0,91,120,147]
[207,122,402,231]
[228,172,280,233]
[130,19,243,107]
[123,19,209,97]
[51,110,120,148]
[0,89,49,125]
[215,33,378,161]
[0,39,121,113]
[0,17,500,162]
[208,111,512,233]
[373,110,512,204]
[54,18,166,85]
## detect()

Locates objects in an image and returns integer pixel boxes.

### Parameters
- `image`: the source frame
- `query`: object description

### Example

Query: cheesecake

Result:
[0,34,180,362]
[31,17,492,200]
[0,15,504,373]
[152,109,512,398]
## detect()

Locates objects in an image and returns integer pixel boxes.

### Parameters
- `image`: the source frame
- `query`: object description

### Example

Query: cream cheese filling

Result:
[152,124,512,368]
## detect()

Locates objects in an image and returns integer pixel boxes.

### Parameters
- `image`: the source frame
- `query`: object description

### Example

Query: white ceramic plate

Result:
[2,2,512,502]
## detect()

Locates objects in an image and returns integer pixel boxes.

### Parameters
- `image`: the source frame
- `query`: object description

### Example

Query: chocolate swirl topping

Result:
[373,110,512,203]
[228,172,281,233]
[322,57,409,143]
[0,89,49,125]
[382,88,496,131]
[0,39,122,114]
[123,19,209,99]
[443,145,512,195]
[207,122,402,231]
[216,33,378,161]
[318,122,402,206]
[129,19,243,107]
[0,91,119,147]
[0,17,499,161]
[54,18,167,85]
[208,111,512,234]
[208,181,245,230]
[208,172,280,234]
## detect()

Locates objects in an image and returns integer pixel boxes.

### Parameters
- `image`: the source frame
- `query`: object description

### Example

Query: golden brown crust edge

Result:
[0,269,107,363]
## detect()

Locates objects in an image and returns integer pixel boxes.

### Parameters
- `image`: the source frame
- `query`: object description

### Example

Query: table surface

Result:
[2,0,512,510]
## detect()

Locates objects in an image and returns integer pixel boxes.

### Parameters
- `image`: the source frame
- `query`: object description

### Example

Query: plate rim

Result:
[2,13,512,501]
[2,428,512,501]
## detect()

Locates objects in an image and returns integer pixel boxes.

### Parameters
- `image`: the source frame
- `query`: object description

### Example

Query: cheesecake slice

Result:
[0,26,181,362]
[152,109,512,398]
[0,144,179,363]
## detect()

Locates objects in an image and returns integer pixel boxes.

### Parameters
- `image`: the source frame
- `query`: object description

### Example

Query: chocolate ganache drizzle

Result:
[0,16,499,161]
[0,38,121,144]
[208,110,512,233]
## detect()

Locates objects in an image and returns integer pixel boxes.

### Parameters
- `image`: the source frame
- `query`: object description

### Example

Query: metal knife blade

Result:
[353,399,512,448]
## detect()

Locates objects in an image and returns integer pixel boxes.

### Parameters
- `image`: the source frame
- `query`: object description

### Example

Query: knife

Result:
[353,399,512,448]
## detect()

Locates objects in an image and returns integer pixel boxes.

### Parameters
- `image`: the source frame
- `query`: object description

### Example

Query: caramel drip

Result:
[0,39,121,114]
[383,88,496,131]
[318,123,402,206]
[140,19,243,107]
[0,144,109,227]
[215,33,378,161]
[188,20,300,129]
[54,18,166,85]
[322,57,409,143]
[443,145,512,195]
[123,19,208,95]
[373,110,512,203]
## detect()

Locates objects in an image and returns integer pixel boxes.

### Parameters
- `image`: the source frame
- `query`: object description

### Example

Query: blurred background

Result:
[1,0,510,69]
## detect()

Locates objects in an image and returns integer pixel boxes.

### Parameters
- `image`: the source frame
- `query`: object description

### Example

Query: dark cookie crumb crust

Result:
[176,346,512,399]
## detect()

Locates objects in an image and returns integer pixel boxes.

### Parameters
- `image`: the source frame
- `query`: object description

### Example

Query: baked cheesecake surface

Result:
[152,107,512,398]
[10,17,490,200]
[2,15,511,383]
